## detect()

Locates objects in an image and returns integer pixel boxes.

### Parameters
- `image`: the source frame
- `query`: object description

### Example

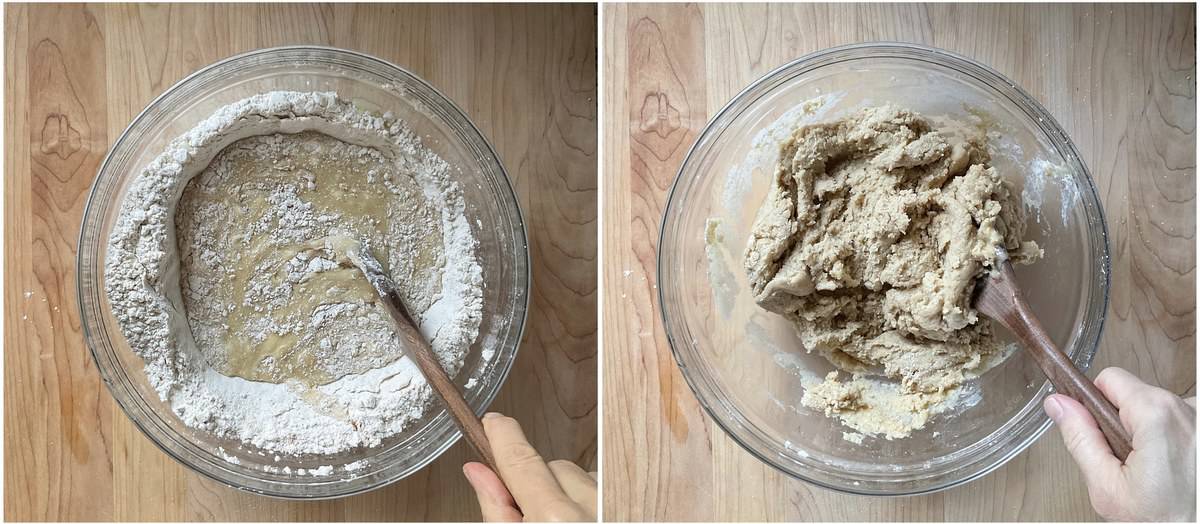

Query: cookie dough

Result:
[743,105,1040,438]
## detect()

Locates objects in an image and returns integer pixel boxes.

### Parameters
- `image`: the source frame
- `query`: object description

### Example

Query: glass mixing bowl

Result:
[77,46,529,498]
[660,43,1109,495]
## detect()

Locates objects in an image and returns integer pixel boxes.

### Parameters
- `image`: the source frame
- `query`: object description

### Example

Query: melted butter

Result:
[224,240,383,386]
[176,131,444,388]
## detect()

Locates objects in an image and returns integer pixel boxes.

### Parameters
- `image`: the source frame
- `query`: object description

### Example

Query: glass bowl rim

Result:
[657,41,1111,496]
[76,44,531,499]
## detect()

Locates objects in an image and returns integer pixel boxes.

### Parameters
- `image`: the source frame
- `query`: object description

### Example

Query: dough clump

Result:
[743,105,1040,438]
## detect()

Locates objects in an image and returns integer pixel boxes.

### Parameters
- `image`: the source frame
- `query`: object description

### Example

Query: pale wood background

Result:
[4,3,597,521]
[603,3,1195,521]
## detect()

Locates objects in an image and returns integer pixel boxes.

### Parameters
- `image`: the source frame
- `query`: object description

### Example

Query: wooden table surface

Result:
[603,3,1195,521]
[4,3,596,521]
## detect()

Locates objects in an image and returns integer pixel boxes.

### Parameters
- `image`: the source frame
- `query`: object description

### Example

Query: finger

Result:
[1093,367,1155,410]
[463,462,523,522]
[1096,367,1187,432]
[1044,394,1123,486]
[482,413,574,510]
[548,460,598,517]
[1093,367,1151,433]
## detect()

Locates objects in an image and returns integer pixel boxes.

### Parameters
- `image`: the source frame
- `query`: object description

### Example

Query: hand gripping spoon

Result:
[340,239,499,472]
[973,245,1133,461]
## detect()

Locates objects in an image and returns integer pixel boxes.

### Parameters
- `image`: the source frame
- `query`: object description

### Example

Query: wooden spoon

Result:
[974,245,1133,461]
[344,243,499,472]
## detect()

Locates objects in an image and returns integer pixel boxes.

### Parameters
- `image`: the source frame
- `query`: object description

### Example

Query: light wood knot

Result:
[638,91,681,138]
[39,113,82,160]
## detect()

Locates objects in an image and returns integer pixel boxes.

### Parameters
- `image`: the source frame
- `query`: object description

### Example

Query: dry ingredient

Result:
[743,105,1040,439]
[105,91,484,457]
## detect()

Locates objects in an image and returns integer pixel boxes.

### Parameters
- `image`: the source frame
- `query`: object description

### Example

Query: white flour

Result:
[105,91,484,456]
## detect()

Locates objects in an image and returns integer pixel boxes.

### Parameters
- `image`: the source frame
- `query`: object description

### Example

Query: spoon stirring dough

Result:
[973,245,1133,461]
[332,236,499,471]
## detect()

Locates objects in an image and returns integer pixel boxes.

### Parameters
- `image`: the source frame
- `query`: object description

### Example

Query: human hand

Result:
[462,413,597,522]
[1044,367,1196,522]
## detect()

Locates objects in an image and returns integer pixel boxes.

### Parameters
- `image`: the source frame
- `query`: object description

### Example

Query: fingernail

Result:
[483,412,502,419]
[462,463,478,484]
[1044,396,1063,421]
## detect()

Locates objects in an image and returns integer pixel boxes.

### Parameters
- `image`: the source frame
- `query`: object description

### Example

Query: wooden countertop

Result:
[603,3,1195,521]
[4,3,597,521]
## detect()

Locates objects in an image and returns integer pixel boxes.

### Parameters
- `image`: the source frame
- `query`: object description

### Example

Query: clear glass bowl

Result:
[660,43,1110,495]
[77,46,529,498]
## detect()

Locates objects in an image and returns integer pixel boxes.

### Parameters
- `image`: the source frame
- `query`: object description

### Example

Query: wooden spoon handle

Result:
[1004,297,1133,461]
[377,286,498,472]
[341,240,497,470]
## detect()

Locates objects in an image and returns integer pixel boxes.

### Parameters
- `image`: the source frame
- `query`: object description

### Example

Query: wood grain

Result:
[603,3,1195,521]
[4,3,597,521]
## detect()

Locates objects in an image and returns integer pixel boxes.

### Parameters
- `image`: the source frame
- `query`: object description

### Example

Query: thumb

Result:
[1044,394,1124,486]
[463,462,523,522]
